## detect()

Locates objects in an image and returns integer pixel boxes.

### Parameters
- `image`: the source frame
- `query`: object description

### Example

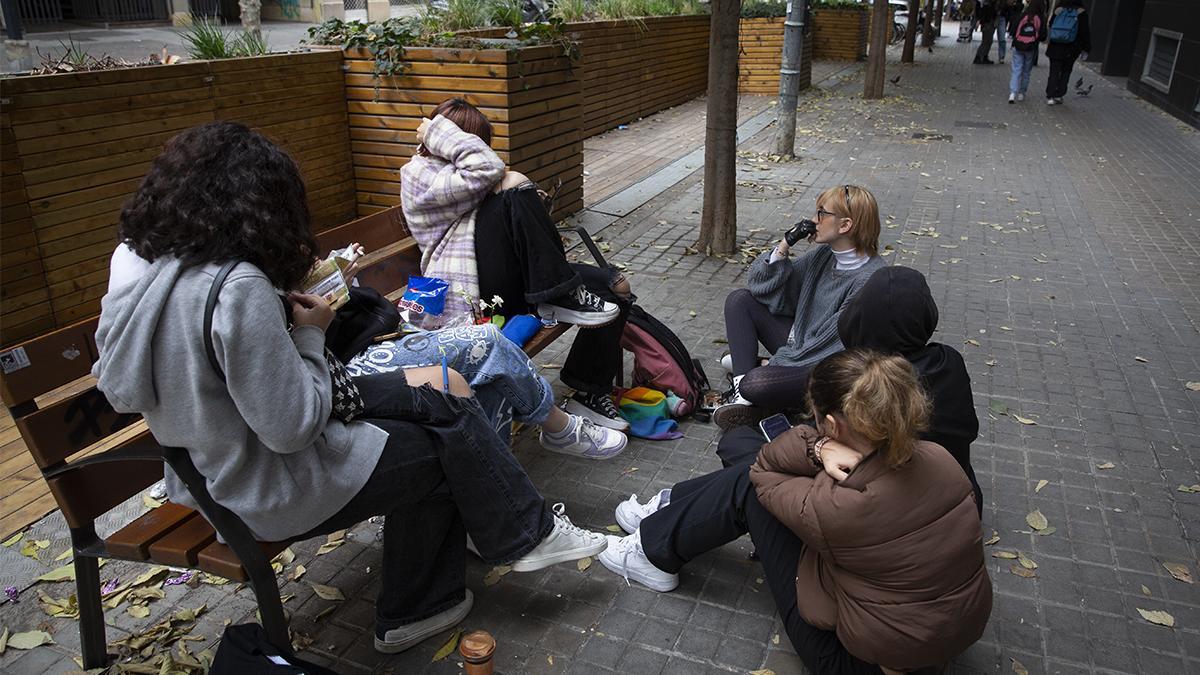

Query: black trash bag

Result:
[210,623,339,675]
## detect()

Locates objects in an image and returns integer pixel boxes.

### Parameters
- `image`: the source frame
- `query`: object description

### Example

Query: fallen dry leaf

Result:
[964,339,981,347]
[310,583,344,601]
[1012,414,1038,426]
[1011,657,1029,675]
[0,627,7,655]
[1178,484,1200,494]
[1136,608,1175,627]
[750,670,777,675]
[986,359,998,367]
[142,494,163,509]
[1134,356,1149,363]
[432,628,463,661]
[1,532,22,547]
[483,565,512,586]
[1010,564,1037,579]
[1142,584,1153,596]
[984,531,1000,546]
[606,524,623,533]
[1026,510,1049,531]
[1163,562,1193,584]
[1097,462,1116,470]
[6,630,54,650]
[1035,480,1049,493]
[1017,552,1038,570]
[290,565,307,583]
[992,550,1018,559]
[1033,527,1057,536]
[1186,382,1200,391]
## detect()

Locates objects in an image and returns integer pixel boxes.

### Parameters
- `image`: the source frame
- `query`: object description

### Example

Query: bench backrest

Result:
[0,318,160,533]
[315,205,421,299]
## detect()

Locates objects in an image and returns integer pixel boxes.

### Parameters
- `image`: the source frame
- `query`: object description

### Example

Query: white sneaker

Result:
[511,503,608,572]
[719,353,733,374]
[597,531,679,592]
[1017,93,1026,102]
[1046,98,1057,105]
[537,285,619,327]
[615,489,671,534]
[540,414,627,460]
[375,589,473,653]
[1008,93,1016,104]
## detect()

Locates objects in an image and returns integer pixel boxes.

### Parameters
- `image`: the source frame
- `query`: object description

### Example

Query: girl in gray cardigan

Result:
[92,122,609,655]
[713,185,885,430]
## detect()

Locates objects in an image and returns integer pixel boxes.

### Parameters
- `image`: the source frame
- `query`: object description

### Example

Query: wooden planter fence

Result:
[341,44,584,221]
[0,50,358,347]
[812,7,869,60]
[738,17,814,94]
[466,16,710,139]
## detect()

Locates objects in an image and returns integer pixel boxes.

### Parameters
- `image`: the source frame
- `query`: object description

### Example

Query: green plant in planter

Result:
[441,0,494,30]
[181,19,270,59]
[489,0,525,29]
[551,0,587,21]
[740,0,787,18]
[810,0,866,9]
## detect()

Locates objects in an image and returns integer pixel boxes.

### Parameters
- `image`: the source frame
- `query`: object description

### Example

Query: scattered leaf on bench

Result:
[291,565,307,583]
[991,550,1018,559]
[142,494,163,509]
[483,565,512,586]
[6,630,54,650]
[1178,484,1200,494]
[606,524,623,533]
[1010,564,1036,579]
[311,583,344,601]
[1097,462,1115,470]
[1026,510,1049,531]
[1012,414,1038,425]
[577,557,592,572]
[2,532,23,547]
[1163,562,1194,585]
[432,628,463,662]
[1136,608,1175,627]
[1035,480,1049,493]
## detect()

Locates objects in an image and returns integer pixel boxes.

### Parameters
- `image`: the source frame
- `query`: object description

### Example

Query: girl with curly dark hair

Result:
[93,121,608,655]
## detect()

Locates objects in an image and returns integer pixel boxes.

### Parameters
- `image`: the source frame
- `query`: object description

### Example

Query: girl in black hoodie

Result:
[1045,0,1091,104]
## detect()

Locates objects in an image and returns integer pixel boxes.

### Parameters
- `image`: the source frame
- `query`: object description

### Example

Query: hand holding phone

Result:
[759,413,792,442]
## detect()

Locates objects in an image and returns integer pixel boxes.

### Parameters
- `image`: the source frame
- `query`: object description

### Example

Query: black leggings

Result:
[639,433,882,674]
[724,288,812,410]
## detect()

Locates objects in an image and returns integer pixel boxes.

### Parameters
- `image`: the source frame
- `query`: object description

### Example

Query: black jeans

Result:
[1046,56,1076,98]
[974,19,995,61]
[298,372,554,631]
[723,289,812,410]
[476,186,629,394]
[638,449,881,674]
[716,424,767,468]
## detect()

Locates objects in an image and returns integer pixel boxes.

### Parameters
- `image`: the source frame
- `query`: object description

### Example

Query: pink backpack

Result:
[619,305,710,417]
[1014,14,1041,46]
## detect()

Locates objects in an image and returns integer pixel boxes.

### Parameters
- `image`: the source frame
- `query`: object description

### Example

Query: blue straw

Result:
[441,355,450,393]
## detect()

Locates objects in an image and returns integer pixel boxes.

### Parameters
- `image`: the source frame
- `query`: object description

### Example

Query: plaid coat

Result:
[400,115,505,319]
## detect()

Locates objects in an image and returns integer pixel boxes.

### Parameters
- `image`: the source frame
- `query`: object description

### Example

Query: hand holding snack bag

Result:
[299,244,364,309]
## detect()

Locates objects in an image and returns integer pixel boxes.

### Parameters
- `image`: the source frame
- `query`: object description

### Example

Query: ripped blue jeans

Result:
[345,323,554,440]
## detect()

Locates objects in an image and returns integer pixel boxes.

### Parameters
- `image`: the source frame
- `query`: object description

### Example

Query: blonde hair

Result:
[807,349,930,467]
[815,184,881,255]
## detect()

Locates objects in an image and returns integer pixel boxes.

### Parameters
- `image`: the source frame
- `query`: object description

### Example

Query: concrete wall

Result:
[1126,0,1199,127]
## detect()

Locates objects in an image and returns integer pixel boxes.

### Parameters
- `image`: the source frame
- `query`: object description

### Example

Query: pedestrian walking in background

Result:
[1045,0,1091,104]
[1008,0,1045,102]
[995,0,1020,64]
[957,0,976,42]
[973,0,998,64]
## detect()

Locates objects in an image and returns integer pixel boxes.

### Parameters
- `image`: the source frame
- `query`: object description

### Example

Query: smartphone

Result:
[759,413,792,442]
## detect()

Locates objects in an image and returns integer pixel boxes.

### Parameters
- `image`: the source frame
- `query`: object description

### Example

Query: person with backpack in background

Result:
[957,0,976,41]
[972,0,998,64]
[1008,0,1046,102]
[712,185,884,431]
[1045,0,1090,105]
[994,0,1020,64]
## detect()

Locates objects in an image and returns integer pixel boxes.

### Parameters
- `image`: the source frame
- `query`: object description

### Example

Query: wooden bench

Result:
[0,205,577,669]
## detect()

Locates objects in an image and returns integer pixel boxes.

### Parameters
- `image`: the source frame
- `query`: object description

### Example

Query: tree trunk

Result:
[921,0,935,47]
[773,0,808,158]
[863,0,889,99]
[239,0,262,36]
[934,0,944,35]
[901,0,919,61]
[697,0,741,257]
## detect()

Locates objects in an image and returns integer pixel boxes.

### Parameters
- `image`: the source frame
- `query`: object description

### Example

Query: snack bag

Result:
[397,276,450,329]
[300,247,359,309]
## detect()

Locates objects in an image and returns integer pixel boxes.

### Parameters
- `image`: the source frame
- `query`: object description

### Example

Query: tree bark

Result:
[921,0,936,47]
[773,0,808,158]
[697,0,741,257]
[239,0,262,36]
[901,0,919,62]
[863,0,889,99]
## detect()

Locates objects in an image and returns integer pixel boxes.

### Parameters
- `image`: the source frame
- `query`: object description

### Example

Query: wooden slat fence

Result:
[812,8,869,61]
[737,17,814,94]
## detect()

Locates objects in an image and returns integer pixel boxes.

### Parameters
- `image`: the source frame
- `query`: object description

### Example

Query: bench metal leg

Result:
[74,555,108,669]
[247,563,290,652]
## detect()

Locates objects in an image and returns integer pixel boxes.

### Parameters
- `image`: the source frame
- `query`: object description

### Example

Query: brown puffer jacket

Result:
[749,425,992,670]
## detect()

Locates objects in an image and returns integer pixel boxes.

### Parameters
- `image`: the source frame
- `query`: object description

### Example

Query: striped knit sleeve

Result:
[400,115,505,227]
[745,245,823,316]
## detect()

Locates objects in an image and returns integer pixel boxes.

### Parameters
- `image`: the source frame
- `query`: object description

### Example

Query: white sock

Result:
[545,414,580,440]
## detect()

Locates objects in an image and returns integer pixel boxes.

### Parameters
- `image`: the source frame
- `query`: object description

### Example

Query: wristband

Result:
[809,437,827,466]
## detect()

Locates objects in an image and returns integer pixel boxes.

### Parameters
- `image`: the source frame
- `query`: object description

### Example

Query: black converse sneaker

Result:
[537,285,619,327]
[712,374,769,431]
[565,391,630,432]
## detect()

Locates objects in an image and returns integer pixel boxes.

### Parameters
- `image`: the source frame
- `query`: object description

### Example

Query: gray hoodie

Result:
[92,256,387,542]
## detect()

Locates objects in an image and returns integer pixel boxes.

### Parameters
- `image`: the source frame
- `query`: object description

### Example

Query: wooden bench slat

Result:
[16,387,141,468]
[147,512,217,567]
[105,502,196,560]
[0,317,99,407]
[197,539,290,582]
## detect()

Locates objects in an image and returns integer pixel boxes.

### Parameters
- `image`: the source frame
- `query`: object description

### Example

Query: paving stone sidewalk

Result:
[3,27,1200,675]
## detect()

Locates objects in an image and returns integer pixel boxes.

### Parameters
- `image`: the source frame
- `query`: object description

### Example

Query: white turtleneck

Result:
[769,245,870,270]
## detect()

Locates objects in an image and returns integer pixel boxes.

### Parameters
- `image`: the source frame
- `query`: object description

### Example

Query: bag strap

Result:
[573,226,612,269]
[204,260,240,384]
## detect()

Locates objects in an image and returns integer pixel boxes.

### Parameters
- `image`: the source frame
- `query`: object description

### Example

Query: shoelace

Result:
[578,417,610,448]
[591,393,622,419]
[574,285,605,310]
[719,378,741,405]
[551,502,588,540]
[615,534,640,586]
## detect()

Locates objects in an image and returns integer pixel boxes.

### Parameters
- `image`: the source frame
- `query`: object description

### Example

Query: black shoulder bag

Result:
[204,261,366,423]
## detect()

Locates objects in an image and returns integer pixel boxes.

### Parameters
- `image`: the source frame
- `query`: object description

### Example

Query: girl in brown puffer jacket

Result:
[598,349,992,673]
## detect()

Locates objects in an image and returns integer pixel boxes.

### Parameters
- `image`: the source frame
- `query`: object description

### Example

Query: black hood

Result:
[838,266,937,354]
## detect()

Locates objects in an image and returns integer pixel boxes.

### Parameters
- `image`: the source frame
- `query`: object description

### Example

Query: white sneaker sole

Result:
[598,547,679,592]
[540,432,628,460]
[537,304,620,327]
[614,503,641,534]
[511,535,608,572]
[374,589,473,653]
[564,398,631,431]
